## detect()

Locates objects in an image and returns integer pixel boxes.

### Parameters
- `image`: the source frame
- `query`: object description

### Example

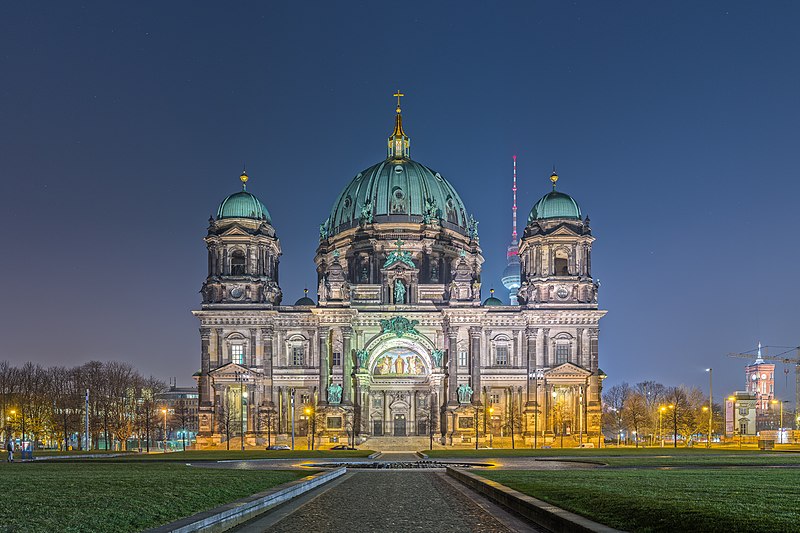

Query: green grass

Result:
[94,449,374,461]
[479,468,800,532]
[0,462,307,532]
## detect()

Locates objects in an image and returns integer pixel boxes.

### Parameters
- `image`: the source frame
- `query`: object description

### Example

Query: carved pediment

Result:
[545,362,591,379]
[209,363,262,381]
[219,226,253,238]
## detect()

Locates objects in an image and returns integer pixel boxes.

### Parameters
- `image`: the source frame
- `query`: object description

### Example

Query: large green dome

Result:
[528,190,581,222]
[217,190,271,222]
[326,158,470,236]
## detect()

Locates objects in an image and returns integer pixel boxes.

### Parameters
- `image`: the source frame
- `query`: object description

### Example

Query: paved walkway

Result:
[232,470,540,532]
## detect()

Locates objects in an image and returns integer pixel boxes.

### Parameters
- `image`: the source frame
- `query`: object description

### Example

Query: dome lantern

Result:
[388,90,410,160]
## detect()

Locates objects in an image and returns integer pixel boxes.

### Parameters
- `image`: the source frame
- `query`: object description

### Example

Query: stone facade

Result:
[193,102,607,448]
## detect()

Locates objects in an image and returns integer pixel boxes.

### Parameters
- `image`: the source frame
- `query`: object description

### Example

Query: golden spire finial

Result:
[393,90,404,113]
[550,166,558,189]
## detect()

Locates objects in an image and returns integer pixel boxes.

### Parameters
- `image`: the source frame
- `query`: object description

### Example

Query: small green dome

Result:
[326,159,470,237]
[483,296,503,306]
[294,296,315,306]
[217,190,271,222]
[528,191,581,222]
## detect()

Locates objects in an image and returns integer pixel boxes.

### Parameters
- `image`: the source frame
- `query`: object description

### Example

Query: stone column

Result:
[261,326,275,407]
[342,327,353,405]
[447,327,459,406]
[540,328,549,368]
[249,328,257,367]
[200,327,212,406]
[525,328,537,406]
[469,326,482,405]
[318,327,329,405]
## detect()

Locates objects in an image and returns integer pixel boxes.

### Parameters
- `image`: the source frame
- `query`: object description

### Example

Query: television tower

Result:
[501,155,521,304]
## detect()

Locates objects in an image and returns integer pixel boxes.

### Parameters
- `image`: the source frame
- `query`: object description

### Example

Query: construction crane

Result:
[728,344,800,414]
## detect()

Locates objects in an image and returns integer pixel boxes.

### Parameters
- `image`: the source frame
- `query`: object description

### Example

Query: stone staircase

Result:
[362,436,432,451]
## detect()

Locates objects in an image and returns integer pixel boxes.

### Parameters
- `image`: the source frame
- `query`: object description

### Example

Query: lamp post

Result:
[161,409,167,453]
[705,368,713,448]
[669,404,676,448]
[488,407,494,448]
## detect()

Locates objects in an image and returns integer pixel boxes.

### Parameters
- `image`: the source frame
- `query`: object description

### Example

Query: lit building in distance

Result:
[193,95,606,448]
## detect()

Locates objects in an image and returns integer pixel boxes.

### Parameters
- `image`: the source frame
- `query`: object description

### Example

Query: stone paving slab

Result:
[265,470,535,532]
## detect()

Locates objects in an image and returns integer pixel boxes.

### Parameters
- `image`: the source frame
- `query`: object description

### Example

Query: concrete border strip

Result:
[446,467,621,533]
[146,467,346,533]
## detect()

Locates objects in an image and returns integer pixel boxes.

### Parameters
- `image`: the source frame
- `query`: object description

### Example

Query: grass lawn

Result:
[426,447,800,466]
[0,461,307,532]
[90,449,374,462]
[479,468,800,532]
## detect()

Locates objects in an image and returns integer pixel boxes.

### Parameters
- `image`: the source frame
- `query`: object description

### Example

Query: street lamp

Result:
[161,409,167,453]
[304,406,316,450]
[488,407,494,448]
[771,399,787,443]
[705,368,713,448]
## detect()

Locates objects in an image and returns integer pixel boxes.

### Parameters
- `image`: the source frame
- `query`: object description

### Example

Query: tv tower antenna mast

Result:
[502,155,521,304]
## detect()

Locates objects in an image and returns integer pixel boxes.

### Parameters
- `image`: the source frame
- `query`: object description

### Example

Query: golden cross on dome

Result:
[393,90,404,112]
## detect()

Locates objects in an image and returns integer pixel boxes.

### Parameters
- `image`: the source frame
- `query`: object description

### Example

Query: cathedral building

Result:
[193,96,607,448]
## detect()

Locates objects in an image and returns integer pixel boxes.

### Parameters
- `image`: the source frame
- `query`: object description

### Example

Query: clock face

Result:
[556,287,569,299]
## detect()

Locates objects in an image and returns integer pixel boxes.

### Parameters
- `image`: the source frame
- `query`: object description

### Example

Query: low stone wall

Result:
[147,467,346,533]
[446,467,620,533]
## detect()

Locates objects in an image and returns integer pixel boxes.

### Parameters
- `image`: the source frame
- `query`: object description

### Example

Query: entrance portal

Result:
[394,414,406,436]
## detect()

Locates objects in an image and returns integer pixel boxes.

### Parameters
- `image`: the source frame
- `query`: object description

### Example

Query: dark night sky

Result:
[1,2,798,399]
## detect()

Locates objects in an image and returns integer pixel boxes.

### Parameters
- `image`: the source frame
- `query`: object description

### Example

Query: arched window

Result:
[231,250,246,276]
[554,249,569,276]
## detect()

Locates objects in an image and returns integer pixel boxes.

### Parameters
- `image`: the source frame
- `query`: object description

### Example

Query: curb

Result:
[446,467,620,533]
[146,467,347,533]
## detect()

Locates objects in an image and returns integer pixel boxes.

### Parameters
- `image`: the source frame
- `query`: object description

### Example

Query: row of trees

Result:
[602,381,724,447]
[0,360,174,451]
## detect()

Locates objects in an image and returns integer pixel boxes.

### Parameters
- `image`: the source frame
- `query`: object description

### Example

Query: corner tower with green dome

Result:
[200,171,282,308]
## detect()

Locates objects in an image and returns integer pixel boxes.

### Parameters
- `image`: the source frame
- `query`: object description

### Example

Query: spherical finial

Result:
[550,171,559,189]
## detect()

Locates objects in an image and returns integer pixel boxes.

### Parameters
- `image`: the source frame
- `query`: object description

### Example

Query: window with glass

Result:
[292,346,305,366]
[231,344,244,364]
[332,352,341,366]
[555,343,570,365]
[495,345,509,366]
[458,350,468,367]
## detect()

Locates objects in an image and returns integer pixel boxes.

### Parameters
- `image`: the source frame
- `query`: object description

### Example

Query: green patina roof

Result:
[327,158,470,236]
[528,191,581,222]
[217,190,271,222]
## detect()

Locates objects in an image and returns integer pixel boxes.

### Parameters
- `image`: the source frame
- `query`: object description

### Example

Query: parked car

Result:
[330,445,356,450]
[266,445,290,450]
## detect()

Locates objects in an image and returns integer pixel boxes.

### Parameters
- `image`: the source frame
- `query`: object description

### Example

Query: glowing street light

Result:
[705,368,713,448]
[161,409,167,453]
